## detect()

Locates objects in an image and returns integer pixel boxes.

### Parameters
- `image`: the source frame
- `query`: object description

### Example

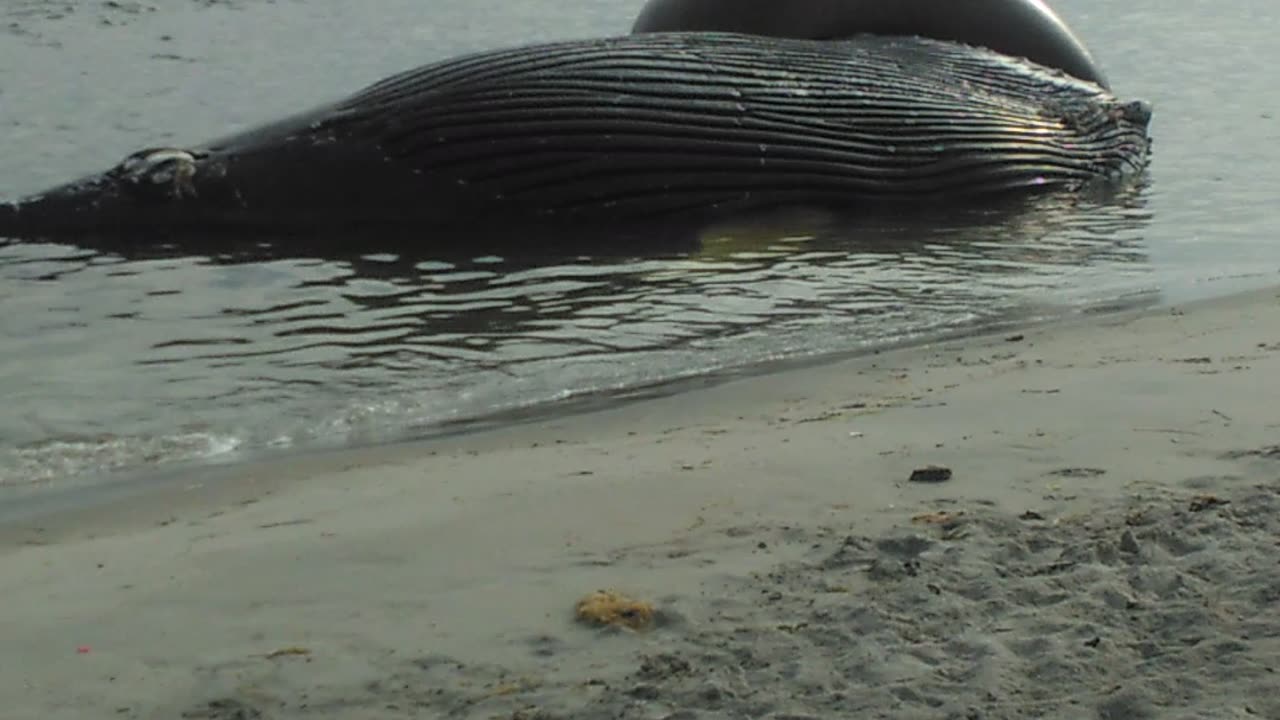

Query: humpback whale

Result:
[0,1,1150,241]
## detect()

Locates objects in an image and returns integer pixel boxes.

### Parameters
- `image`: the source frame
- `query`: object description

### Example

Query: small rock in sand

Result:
[909,465,953,483]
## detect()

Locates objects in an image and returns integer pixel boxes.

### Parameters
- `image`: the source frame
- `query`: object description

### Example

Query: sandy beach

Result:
[3,285,1280,719]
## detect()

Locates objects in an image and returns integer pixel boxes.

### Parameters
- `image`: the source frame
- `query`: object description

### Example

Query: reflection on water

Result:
[0,188,1153,490]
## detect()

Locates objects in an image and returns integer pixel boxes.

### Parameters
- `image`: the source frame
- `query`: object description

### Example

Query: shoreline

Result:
[4,284,1280,719]
[0,282,1165,528]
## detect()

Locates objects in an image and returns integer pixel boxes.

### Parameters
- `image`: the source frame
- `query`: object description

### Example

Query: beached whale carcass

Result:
[0,0,1151,240]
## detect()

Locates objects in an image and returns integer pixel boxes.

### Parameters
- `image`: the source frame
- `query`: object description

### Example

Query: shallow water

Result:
[0,0,1277,494]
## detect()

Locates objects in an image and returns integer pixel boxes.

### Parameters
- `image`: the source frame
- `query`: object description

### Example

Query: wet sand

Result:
[3,285,1279,719]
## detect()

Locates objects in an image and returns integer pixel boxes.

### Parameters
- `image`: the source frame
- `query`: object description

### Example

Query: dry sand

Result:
[3,287,1280,719]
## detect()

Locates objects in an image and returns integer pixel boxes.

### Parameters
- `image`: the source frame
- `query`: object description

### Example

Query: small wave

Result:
[0,431,243,490]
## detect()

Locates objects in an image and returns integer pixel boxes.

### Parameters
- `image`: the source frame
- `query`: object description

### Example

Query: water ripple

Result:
[0,192,1157,490]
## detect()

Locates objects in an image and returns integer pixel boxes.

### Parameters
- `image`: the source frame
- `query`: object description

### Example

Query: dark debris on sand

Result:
[182,481,1280,720]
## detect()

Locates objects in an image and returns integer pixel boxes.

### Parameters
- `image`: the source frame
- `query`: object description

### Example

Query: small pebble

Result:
[909,465,953,483]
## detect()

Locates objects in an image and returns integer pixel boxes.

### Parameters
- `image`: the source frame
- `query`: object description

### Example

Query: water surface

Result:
[0,0,1277,494]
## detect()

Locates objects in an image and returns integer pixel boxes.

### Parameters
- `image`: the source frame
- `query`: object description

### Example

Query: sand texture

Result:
[3,288,1280,719]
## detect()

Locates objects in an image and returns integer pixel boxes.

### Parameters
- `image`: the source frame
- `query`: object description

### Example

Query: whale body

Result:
[0,31,1150,241]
